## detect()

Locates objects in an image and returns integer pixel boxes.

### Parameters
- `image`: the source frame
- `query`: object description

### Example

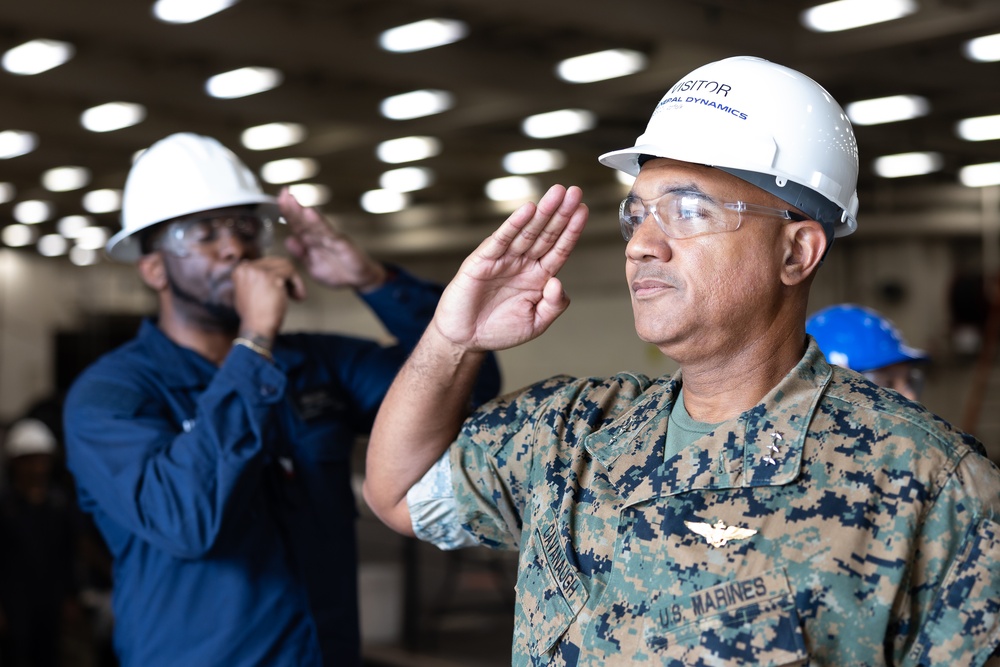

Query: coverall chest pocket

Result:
[519,522,588,657]
[642,568,807,666]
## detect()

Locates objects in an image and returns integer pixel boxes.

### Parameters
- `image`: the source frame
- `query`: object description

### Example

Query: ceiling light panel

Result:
[241,122,306,150]
[2,39,75,75]
[43,166,91,192]
[14,200,54,224]
[0,183,15,204]
[965,33,1000,62]
[376,136,441,164]
[801,0,917,32]
[82,189,122,214]
[360,189,408,214]
[380,90,454,120]
[522,109,596,139]
[2,224,36,247]
[845,94,929,126]
[153,0,239,24]
[502,149,566,174]
[260,158,318,184]
[206,67,282,99]
[960,162,1000,188]
[556,49,647,84]
[75,226,111,250]
[379,167,434,192]
[486,176,538,202]
[57,215,94,239]
[37,234,69,257]
[69,247,99,266]
[379,19,468,53]
[286,184,330,207]
[956,114,1000,142]
[0,130,38,159]
[81,102,146,132]
[873,152,943,178]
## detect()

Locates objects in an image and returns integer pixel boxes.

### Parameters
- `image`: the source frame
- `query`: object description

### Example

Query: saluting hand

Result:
[434,184,588,352]
[279,188,388,293]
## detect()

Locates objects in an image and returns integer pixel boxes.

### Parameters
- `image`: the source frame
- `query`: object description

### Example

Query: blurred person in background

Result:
[807,303,930,401]
[0,418,81,667]
[62,133,500,667]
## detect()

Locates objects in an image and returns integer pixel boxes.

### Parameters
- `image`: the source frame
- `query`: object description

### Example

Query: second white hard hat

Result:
[106,132,279,263]
[4,418,57,459]
[599,55,859,237]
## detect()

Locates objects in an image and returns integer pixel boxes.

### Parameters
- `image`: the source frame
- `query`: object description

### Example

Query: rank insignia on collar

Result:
[684,520,758,548]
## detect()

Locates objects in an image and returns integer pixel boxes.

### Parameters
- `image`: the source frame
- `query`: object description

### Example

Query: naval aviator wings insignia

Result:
[684,520,758,548]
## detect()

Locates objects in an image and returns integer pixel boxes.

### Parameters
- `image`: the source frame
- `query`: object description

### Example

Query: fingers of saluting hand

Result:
[485,185,587,264]
[278,187,341,238]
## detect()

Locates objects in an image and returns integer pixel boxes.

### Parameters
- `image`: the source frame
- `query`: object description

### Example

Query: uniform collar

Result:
[583,339,832,504]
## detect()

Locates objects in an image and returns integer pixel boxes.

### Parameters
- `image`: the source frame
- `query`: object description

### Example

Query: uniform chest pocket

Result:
[518,521,589,657]
[642,568,807,666]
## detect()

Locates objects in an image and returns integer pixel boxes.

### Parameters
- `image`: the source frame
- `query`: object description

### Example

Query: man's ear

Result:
[780,219,827,286]
[137,252,168,291]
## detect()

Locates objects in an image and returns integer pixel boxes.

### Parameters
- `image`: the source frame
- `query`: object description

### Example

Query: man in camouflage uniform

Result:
[363,56,1000,665]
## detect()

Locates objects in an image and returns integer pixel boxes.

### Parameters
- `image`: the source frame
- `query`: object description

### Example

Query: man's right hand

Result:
[232,256,306,341]
[434,184,588,352]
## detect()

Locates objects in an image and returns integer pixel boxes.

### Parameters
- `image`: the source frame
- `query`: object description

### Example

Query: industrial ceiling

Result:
[2,0,1000,261]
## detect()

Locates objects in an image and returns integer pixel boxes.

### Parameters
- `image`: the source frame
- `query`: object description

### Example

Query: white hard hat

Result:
[599,56,859,237]
[106,132,279,262]
[4,418,57,459]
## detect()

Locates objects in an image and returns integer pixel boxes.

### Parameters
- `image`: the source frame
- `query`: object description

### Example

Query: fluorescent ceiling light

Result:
[43,166,91,192]
[845,94,928,126]
[502,149,566,175]
[81,102,146,132]
[2,224,35,247]
[206,67,282,99]
[241,122,306,150]
[0,130,38,159]
[82,189,122,214]
[153,0,239,23]
[360,189,409,214]
[965,33,1000,62]
[380,89,454,120]
[956,114,1000,142]
[960,162,1000,188]
[57,215,94,239]
[556,49,647,84]
[379,19,468,53]
[75,226,111,250]
[37,234,69,257]
[2,39,74,75]
[485,176,538,202]
[873,152,943,178]
[286,183,330,207]
[522,109,596,139]
[379,166,434,192]
[0,183,15,204]
[260,157,318,184]
[376,136,441,164]
[14,200,54,224]
[69,246,99,266]
[801,0,917,32]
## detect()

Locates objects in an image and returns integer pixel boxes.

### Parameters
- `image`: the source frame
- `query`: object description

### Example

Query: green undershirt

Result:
[665,389,725,460]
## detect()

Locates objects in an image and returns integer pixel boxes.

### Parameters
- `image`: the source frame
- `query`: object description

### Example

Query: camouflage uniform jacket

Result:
[449,340,1000,666]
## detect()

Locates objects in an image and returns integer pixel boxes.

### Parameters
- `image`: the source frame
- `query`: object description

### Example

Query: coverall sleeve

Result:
[63,345,286,559]
[352,266,502,416]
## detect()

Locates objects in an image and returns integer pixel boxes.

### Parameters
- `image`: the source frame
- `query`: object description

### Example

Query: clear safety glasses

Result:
[619,191,808,242]
[158,211,275,258]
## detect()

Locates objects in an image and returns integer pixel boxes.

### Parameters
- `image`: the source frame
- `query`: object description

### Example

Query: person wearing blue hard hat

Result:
[806,303,930,401]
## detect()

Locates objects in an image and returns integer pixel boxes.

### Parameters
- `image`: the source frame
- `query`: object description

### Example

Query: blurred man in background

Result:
[63,133,500,667]
[0,418,80,667]
[807,303,929,401]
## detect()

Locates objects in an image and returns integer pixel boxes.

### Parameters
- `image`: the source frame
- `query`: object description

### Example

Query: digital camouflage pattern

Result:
[449,339,1000,666]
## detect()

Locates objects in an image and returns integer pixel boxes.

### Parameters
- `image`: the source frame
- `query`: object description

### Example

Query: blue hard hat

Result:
[806,304,929,373]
